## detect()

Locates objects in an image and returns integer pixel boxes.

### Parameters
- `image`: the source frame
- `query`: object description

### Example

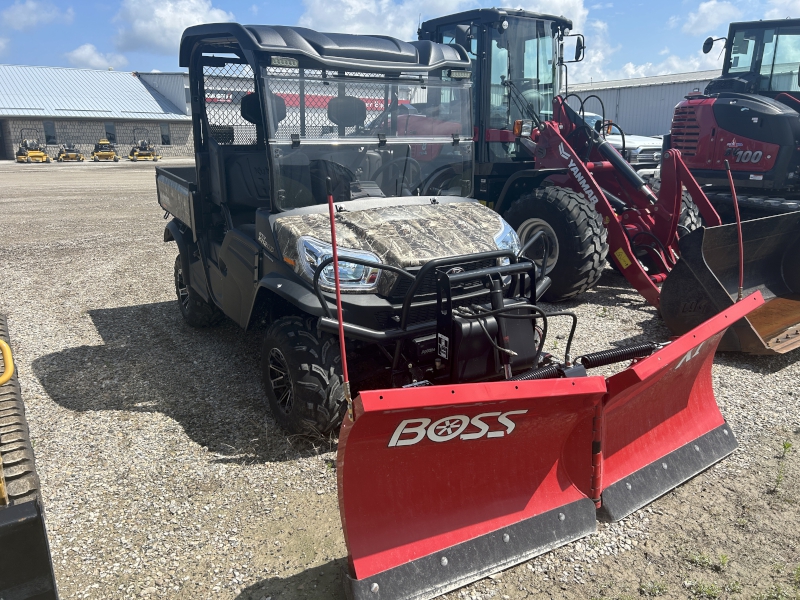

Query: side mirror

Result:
[702,36,714,54]
[594,120,603,133]
[455,24,471,49]
[575,35,585,62]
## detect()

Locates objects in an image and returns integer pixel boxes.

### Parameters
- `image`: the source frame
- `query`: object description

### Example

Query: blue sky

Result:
[0,0,797,82]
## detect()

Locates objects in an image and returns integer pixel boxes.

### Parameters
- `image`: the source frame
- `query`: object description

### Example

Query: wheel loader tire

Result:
[503,186,608,302]
[0,315,42,506]
[649,177,703,235]
[173,255,222,327]
[261,316,345,435]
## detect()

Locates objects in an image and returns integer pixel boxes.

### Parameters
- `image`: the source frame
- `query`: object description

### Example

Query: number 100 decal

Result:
[735,150,763,163]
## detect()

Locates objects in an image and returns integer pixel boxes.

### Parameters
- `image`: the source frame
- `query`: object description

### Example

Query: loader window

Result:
[729,30,758,74]
[759,27,800,92]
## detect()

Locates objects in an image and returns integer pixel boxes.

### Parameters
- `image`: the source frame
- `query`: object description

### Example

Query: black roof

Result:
[180,23,471,73]
[420,8,572,33]
[728,18,800,31]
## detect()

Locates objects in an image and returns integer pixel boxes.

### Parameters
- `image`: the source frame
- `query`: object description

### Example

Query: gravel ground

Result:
[0,159,798,600]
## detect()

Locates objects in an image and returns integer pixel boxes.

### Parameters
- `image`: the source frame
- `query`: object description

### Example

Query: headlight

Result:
[494,218,521,283]
[297,236,381,292]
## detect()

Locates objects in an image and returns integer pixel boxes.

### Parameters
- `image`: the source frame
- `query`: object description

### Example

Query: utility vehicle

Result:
[157,23,538,433]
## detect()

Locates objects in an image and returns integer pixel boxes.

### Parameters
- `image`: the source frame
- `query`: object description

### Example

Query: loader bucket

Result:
[0,499,58,599]
[660,212,800,354]
[597,292,764,522]
[337,378,607,600]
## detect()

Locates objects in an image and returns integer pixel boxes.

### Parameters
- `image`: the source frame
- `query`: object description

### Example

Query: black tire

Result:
[649,177,702,235]
[173,255,222,327]
[93,155,99,162]
[503,186,608,302]
[0,315,41,505]
[261,316,345,435]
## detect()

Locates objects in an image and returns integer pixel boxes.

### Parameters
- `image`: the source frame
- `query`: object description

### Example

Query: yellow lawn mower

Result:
[54,143,84,162]
[15,130,51,164]
[128,129,161,161]
[91,139,120,162]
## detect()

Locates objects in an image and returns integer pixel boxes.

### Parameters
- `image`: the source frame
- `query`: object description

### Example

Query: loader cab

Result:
[706,19,800,102]
[420,9,573,168]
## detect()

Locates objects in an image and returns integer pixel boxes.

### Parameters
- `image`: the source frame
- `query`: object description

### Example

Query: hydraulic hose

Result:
[576,342,659,370]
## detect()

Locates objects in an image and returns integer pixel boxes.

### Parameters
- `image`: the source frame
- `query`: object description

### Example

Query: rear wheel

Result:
[503,185,608,302]
[93,155,99,162]
[26,157,31,163]
[261,316,345,435]
[173,255,222,327]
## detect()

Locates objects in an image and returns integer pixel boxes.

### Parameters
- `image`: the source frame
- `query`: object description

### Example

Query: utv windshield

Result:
[262,68,473,210]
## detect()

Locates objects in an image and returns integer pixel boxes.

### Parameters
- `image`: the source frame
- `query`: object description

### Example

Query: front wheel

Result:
[503,186,608,302]
[93,155,99,162]
[174,255,222,327]
[261,316,345,435]
[113,156,120,162]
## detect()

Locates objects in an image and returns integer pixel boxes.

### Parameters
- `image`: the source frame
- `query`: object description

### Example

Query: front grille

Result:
[671,106,700,156]
[630,151,661,164]
[388,258,498,301]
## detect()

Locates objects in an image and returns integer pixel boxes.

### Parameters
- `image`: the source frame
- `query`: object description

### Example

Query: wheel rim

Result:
[517,218,559,274]
[267,348,293,415]
[175,266,190,311]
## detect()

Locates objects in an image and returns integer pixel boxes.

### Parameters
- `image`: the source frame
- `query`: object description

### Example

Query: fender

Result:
[164,220,191,287]
[494,167,568,215]
[244,273,329,328]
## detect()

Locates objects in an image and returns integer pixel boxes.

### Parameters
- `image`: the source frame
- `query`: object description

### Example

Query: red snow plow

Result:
[331,229,763,598]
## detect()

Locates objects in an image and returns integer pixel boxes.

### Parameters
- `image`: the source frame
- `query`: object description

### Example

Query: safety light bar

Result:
[271,56,299,68]
[448,69,471,79]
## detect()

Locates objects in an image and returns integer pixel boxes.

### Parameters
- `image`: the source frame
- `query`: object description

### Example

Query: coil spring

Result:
[577,342,658,370]
[510,364,560,381]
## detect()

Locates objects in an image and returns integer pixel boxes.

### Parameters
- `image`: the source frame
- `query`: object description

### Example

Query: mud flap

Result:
[0,499,58,599]
[597,292,765,522]
[660,213,800,354]
[337,378,606,600]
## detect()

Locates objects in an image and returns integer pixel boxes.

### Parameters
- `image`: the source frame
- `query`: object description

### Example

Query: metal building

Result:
[566,70,721,136]
[0,65,192,160]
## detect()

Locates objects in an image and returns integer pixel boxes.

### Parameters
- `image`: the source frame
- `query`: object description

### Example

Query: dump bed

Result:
[156,166,197,231]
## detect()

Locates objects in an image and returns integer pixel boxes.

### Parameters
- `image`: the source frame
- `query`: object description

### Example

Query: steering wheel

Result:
[416,165,460,196]
[372,157,421,194]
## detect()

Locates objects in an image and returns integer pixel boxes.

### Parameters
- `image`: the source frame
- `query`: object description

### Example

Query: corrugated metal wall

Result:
[138,73,190,116]
[565,73,719,136]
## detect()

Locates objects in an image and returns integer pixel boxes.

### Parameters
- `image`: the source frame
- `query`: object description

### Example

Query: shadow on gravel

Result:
[31,301,336,464]
[235,559,347,600]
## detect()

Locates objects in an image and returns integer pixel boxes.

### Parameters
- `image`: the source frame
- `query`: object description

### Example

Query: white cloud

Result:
[115,0,234,55]
[667,15,680,29]
[66,44,129,70]
[0,38,8,55]
[765,0,800,18]
[1,0,73,31]
[683,1,741,35]
[250,3,259,14]
[659,46,670,55]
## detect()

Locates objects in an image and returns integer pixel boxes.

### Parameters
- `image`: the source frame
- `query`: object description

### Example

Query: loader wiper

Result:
[501,77,542,128]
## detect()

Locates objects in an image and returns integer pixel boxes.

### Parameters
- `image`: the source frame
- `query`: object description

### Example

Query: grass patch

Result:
[639,580,667,596]
[689,581,722,599]
[725,581,743,594]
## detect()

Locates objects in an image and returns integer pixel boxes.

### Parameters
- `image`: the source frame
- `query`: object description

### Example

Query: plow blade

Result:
[337,378,606,600]
[597,292,764,522]
[661,213,800,354]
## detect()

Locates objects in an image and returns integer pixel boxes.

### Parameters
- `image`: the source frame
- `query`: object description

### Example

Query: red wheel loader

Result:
[420,9,800,356]
[169,22,766,600]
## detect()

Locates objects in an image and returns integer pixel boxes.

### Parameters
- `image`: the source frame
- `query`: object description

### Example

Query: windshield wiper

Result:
[501,77,542,127]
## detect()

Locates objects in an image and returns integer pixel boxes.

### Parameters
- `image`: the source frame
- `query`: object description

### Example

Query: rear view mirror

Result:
[575,35,585,62]
[455,25,471,49]
[703,36,714,54]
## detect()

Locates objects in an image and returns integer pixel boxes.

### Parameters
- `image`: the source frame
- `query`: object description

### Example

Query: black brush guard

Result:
[661,212,800,354]
[314,249,548,379]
